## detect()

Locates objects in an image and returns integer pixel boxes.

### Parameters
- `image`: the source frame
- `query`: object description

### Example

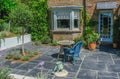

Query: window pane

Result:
[57,19,70,28]
[74,19,78,28]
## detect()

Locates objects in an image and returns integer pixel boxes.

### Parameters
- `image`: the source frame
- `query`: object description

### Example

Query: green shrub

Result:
[22,56,30,61]
[51,40,58,46]
[36,72,48,79]
[74,36,87,48]
[41,36,51,44]
[6,53,13,59]
[33,51,39,55]
[0,68,10,79]
[28,0,49,41]
[28,52,34,57]
[34,40,41,46]
[13,53,21,60]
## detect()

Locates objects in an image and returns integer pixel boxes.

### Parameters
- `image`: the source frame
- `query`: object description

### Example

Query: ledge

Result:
[50,30,81,34]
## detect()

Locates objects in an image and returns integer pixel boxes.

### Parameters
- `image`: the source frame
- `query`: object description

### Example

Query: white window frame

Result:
[51,9,80,31]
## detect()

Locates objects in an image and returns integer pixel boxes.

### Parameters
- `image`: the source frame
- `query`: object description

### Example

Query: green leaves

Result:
[0,68,10,79]
[28,0,49,41]
[0,0,16,19]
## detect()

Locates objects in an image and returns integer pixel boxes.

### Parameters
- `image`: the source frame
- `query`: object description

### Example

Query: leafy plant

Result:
[9,3,33,55]
[34,40,41,46]
[13,53,21,60]
[85,27,99,43]
[28,52,34,57]
[36,72,48,79]
[74,36,87,48]
[0,68,10,79]
[33,51,39,55]
[6,53,13,59]
[28,0,49,41]
[51,40,58,46]
[22,56,30,61]
[41,36,51,44]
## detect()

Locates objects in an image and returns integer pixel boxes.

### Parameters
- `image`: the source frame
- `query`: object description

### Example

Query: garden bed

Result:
[0,34,31,51]
[6,53,41,63]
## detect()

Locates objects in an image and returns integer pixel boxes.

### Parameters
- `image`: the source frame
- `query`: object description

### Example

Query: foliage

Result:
[22,56,30,61]
[33,51,39,55]
[0,68,10,79]
[28,0,49,41]
[51,40,58,46]
[9,3,33,55]
[28,52,34,57]
[41,36,51,44]
[86,18,98,27]
[36,71,48,79]
[74,36,87,48]
[85,26,99,43]
[113,16,120,42]
[34,40,41,46]
[13,53,21,60]
[0,0,16,20]
[6,53,13,59]
[9,3,33,32]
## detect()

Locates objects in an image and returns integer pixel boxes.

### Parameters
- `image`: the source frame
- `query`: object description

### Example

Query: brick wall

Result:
[86,0,120,18]
[48,0,83,7]
[48,0,120,41]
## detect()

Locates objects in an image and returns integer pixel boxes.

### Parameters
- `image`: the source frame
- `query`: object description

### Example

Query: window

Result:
[52,9,80,30]
[57,19,70,28]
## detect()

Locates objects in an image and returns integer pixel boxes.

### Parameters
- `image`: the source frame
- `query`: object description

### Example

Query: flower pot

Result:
[88,42,96,50]
[113,43,117,48]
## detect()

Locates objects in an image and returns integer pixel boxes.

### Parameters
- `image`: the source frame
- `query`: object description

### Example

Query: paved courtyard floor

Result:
[0,43,120,79]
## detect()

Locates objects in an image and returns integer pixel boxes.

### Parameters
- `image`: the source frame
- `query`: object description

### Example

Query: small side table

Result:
[57,40,74,60]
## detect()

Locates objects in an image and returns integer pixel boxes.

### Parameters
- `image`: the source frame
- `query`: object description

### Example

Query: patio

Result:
[0,43,120,79]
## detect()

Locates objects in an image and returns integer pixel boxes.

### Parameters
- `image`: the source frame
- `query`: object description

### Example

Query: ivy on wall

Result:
[28,0,50,42]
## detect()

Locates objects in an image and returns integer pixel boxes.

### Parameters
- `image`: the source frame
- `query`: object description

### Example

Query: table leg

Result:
[57,45,63,60]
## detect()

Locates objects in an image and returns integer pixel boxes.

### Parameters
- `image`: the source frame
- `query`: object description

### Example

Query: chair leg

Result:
[57,53,60,60]
[64,53,67,62]
[73,57,76,65]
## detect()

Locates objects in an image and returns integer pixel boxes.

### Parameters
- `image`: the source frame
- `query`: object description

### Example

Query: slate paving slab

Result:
[3,61,23,68]
[16,63,37,71]
[98,76,119,79]
[34,55,54,62]
[107,64,120,72]
[81,61,106,71]
[0,43,120,79]
[77,69,97,79]
[64,64,79,72]
[25,68,49,77]
[114,60,120,64]
[98,71,118,78]
[36,61,56,70]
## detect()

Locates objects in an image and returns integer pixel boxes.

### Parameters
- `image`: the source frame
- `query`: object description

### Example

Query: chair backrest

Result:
[72,42,83,56]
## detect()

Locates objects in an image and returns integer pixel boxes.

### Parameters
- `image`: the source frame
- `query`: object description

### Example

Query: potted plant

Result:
[113,16,120,48]
[85,28,99,50]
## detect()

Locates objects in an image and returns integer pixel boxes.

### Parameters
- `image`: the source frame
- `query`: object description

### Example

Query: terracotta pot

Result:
[88,42,97,50]
[113,43,117,48]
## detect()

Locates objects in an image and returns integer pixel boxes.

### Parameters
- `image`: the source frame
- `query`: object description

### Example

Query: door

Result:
[98,11,113,43]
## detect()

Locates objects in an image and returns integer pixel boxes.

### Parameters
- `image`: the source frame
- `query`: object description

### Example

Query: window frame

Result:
[52,9,80,31]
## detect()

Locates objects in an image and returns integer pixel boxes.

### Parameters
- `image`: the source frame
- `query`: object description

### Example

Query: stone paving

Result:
[0,43,120,79]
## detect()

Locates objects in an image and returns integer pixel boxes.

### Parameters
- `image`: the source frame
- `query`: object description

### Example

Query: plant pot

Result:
[88,42,96,50]
[113,43,117,48]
